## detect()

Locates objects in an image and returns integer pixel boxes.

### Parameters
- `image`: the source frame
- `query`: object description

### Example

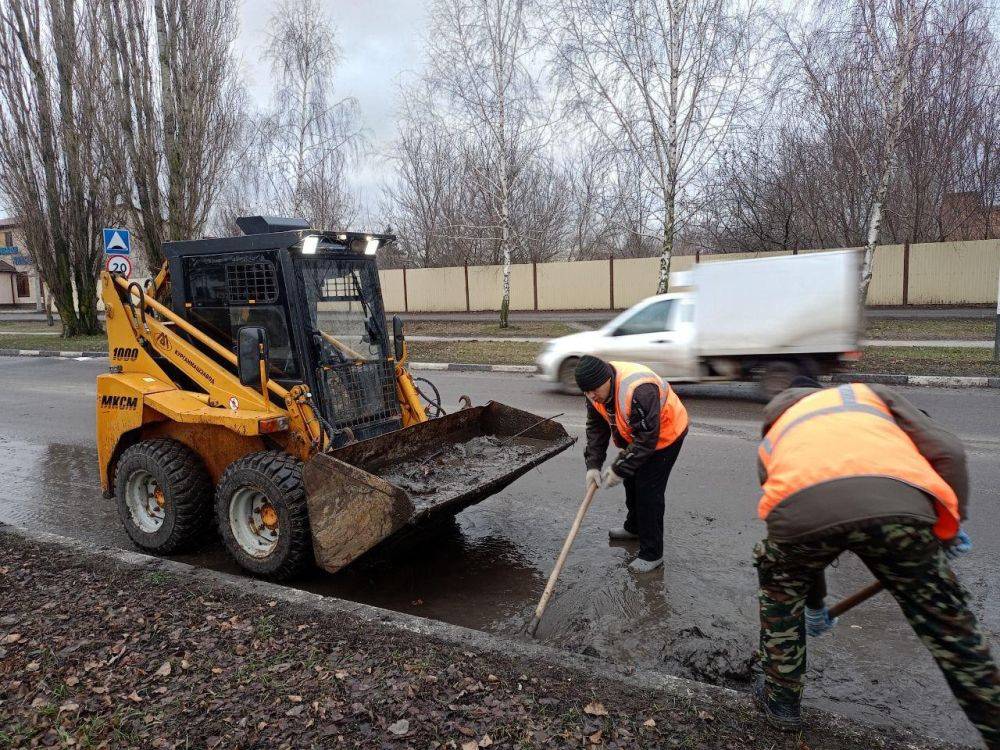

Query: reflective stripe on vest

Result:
[591,361,689,450]
[758,383,960,540]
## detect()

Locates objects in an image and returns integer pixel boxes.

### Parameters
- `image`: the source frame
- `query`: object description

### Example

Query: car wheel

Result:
[558,357,580,394]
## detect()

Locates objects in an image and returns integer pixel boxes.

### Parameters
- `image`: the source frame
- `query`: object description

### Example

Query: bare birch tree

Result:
[549,0,766,292]
[779,0,931,303]
[99,0,244,267]
[258,0,365,229]
[0,0,112,335]
[426,0,542,327]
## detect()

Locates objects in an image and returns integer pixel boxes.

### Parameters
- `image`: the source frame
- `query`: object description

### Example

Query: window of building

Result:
[3,232,12,248]
[15,272,30,298]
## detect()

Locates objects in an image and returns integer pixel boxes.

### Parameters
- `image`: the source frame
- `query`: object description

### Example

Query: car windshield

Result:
[295,256,386,363]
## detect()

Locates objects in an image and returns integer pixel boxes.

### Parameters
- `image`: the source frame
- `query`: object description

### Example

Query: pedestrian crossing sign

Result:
[103,228,131,256]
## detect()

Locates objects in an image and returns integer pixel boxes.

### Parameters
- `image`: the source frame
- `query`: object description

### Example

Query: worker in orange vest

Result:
[575,355,688,573]
[753,376,999,748]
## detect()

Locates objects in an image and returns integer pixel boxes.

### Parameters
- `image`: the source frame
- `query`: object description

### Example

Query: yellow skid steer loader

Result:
[97,217,573,579]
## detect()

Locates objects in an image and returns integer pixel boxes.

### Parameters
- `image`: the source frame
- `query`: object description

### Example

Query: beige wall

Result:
[536,259,611,310]
[612,257,659,308]
[468,263,534,311]
[908,240,1000,304]
[0,273,15,304]
[379,269,406,312]
[405,266,467,311]
[374,240,999,312]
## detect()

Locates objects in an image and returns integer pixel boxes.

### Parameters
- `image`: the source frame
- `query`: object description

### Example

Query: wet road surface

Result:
[1,356,998,746]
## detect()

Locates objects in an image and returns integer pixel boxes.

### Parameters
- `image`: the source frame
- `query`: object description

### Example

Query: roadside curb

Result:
[0,348,105,358]
[0,349,996,389]
[0,522,951,750]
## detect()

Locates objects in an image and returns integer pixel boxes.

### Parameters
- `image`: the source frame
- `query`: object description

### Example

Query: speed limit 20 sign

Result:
[106,254,132,278]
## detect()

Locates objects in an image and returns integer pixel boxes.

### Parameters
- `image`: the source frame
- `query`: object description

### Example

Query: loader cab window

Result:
[612,299,676,336]
[182,252,300,378]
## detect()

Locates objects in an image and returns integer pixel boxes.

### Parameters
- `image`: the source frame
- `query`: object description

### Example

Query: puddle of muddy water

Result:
[0,432,990,748]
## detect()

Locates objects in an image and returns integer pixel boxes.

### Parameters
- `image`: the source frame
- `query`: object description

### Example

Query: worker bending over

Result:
[576,356,688,573]
[753,376,999,748]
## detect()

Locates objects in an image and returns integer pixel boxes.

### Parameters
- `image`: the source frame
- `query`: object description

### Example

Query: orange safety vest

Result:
[591,361,689,450]
[758,383,960,540]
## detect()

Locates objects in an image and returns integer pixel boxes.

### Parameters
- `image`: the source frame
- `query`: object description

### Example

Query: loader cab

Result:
[163,217,402,445]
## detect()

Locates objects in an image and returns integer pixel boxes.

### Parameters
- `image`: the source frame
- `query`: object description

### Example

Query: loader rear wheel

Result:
[114,439,212,554]
[215,451,312,580]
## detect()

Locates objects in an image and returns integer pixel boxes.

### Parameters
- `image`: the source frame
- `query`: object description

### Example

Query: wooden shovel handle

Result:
[528,482,599,637]
[828,580,885,618]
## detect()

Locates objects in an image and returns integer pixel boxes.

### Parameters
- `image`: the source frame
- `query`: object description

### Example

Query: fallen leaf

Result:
[388,719,409,735]
[154,661,171,677]
[211,667,223,674]
[65,676,79,687]
[643,719,656,728]
[334,669,349,680]
[584,702,608,717]
[127,691,143,703]
[698,710,714,721]
[461,743,478,750]
[479,735,493,747]
[285,705,305,717]
[457,725,476,737]
[288,695,303,703]
[60,702,80,713]
[2,633,22,644]
[589,729,603,744]
[25,661,40,672]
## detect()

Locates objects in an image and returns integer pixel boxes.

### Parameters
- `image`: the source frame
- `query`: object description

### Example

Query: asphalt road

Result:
[0,356,998,746]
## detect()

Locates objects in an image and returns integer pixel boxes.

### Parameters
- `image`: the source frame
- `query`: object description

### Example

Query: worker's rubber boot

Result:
[752,676,802,731]
[628,556,663,573]
[609,527,639,541]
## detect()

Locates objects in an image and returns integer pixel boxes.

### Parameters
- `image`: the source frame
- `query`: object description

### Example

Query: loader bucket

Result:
[303,401,575,573]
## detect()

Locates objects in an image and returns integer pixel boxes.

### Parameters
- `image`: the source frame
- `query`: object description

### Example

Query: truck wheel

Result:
[759,360,801,400]
[215,451,313,580]
[115,439,213,554]
[558,357,580,393]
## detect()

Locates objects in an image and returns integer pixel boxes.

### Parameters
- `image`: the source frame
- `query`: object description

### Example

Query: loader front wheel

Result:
[215,451,312,580]
[115,439,213,554]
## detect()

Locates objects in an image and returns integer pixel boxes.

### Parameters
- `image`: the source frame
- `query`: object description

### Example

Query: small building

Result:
[0,217,45,309]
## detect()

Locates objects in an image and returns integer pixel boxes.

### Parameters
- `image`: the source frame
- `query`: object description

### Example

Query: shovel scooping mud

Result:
[528,481,600,638]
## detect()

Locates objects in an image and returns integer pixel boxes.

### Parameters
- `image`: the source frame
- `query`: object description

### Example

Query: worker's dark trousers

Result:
[754,523,1000,748]
[622,430,686,562]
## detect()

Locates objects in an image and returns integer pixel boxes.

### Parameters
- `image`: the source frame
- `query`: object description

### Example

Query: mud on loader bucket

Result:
[304,401,575,573]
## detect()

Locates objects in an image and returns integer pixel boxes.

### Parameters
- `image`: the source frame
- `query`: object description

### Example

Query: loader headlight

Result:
[301,235,320,255]
[351,236,379,255]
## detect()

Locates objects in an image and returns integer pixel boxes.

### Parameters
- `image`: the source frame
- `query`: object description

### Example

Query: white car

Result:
[537,293,699,390]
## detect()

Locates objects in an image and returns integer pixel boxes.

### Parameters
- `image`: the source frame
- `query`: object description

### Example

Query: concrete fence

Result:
[378,240,1000,312]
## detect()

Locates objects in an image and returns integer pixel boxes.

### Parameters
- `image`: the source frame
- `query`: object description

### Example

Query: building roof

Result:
[0,259,17,274]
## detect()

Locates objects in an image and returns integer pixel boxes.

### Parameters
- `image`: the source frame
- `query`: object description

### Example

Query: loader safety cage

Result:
[163,229,401,446]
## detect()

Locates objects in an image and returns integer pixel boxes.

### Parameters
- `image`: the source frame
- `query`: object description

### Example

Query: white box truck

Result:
[536,250,861,396]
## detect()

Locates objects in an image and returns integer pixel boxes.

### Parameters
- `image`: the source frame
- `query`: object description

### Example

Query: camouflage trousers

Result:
[754,523,1000,747]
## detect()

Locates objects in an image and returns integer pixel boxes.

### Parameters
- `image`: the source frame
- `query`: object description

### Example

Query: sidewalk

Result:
[0,526,959,750]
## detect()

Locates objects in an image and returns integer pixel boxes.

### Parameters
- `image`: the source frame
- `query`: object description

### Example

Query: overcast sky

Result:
[238,0,431,215]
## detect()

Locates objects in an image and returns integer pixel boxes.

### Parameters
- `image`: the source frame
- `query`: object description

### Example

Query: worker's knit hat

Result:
[575,355,613,392]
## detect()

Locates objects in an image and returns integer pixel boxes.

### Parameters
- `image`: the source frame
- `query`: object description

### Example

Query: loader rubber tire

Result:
[215,451,312,581]
[115,438,213,555]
